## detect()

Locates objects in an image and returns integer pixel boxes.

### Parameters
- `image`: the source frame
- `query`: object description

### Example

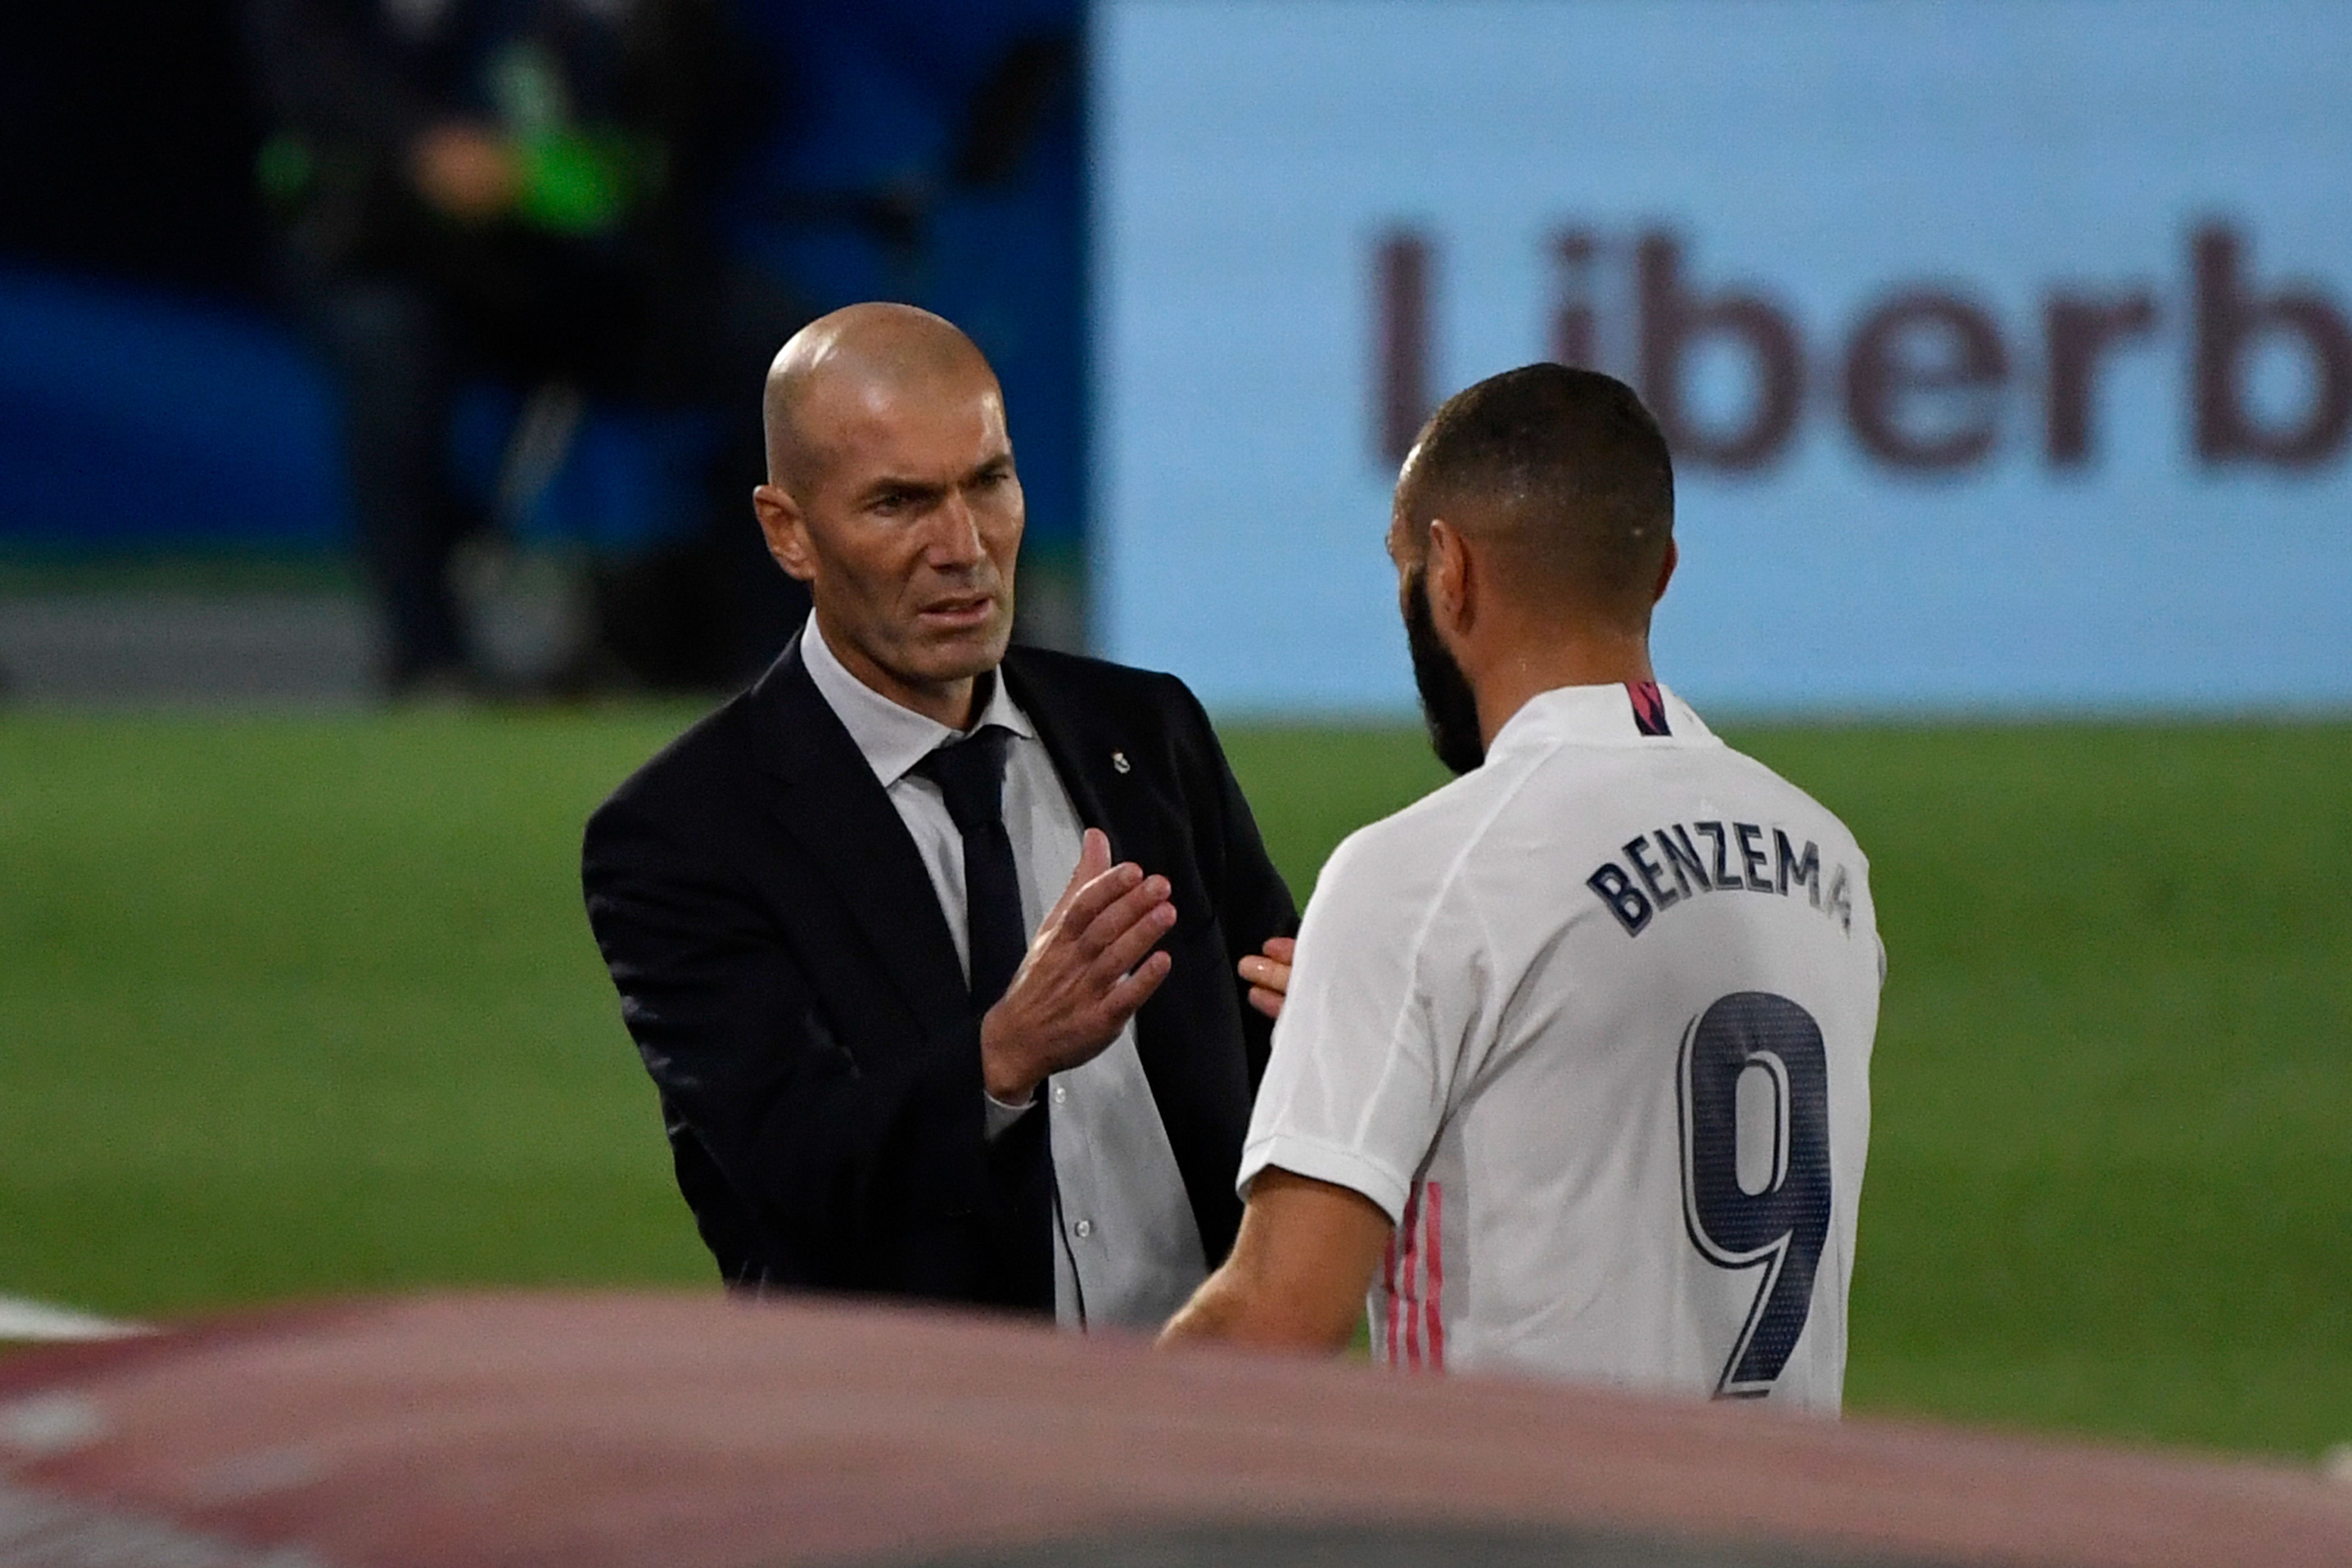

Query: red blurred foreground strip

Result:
[0,1291,2346,1568]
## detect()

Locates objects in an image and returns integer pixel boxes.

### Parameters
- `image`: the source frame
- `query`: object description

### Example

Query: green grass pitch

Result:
[2,710,2346,1457]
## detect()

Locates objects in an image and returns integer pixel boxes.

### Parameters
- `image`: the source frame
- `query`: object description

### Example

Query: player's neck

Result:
[1472,626,1657,748]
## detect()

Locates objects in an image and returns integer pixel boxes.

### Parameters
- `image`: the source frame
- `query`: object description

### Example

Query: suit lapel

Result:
[1002,656,1185,1040]
[1004,651,1247,1254]
[745,634,972,1038]
[1001,652,1118,843]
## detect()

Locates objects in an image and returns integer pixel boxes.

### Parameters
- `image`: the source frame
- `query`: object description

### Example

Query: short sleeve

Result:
[1236,823,1484,1227]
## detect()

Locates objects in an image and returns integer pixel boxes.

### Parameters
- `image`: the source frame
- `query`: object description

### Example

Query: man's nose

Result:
[926,489,986,567]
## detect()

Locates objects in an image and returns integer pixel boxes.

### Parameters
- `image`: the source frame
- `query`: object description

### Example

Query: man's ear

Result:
[1653,536,1678,604]
[1426,517,1475,634]
[752,485,817,583]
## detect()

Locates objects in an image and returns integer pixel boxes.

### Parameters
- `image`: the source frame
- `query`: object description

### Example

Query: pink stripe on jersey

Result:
[1398,1186,1424,1369]
[1425,1181,1446,1372]
[1380,1231,1401,1368]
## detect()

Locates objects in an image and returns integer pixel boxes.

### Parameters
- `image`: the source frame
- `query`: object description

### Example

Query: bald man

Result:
[583,304,1295,1322]
[1161,366,1881,1413]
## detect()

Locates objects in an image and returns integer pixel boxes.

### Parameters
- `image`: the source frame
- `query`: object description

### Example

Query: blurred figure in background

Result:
[243,0,806,696]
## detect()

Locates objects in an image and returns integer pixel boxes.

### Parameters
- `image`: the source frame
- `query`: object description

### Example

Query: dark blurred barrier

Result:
[2,1291,2348,1567]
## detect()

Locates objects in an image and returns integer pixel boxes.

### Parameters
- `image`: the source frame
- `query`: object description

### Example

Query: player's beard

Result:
[1405,569,1486,775]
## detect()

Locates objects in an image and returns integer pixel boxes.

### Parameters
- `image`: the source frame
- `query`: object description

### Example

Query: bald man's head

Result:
[748,303,1024,728]
[763,302,1000,496]
[1394,364,1674,630]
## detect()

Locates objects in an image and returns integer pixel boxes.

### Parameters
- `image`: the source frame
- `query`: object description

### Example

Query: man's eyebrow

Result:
[852,452,1011,504]
[855,474,947,502]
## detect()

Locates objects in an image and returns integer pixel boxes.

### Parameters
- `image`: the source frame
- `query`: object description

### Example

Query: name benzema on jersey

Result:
[1587,821,1855,938]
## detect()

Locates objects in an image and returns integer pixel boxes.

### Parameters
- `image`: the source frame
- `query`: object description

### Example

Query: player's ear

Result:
[1653,536,1678,604]
[1427,518,1473,632]
[753,484,817,582]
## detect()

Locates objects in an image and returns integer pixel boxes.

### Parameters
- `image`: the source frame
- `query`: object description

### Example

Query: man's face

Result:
[778,366,1022,702]
[1390,511,1485,776]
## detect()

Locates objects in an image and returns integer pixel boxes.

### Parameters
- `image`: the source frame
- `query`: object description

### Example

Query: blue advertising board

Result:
[1091,0,2352,712]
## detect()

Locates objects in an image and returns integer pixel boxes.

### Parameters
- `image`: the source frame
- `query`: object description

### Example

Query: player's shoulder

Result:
[1314,750,1535,909]
[1701,742,1873,868]
[1574,685,1870,863]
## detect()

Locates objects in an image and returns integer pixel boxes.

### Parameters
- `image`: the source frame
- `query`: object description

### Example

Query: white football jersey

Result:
[1239,682,1880,1412]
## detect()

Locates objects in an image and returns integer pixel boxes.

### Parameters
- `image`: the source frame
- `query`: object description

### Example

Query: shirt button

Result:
[1051,1083,1068,1105]
[1073,1218,1094,1239]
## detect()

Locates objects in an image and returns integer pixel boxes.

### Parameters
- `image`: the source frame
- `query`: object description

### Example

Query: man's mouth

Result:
[917,593,996,629]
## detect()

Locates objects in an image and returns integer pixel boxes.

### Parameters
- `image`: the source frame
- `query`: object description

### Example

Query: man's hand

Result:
[1238,936,1294,1020]
[980,828,1174,1102]
[409,122,520,221]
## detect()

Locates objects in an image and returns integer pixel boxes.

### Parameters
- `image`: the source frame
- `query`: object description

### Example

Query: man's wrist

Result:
[978,1010,1040,1103]
[981,1065,1040,1102]
[982,1083,1036,1142]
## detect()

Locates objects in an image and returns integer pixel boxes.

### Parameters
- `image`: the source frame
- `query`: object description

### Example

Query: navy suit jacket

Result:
[582,632,1296,1311]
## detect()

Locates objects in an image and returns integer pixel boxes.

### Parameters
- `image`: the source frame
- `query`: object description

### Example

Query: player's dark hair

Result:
[1402,363,1674,616]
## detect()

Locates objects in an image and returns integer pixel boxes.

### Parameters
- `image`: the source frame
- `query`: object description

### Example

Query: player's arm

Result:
[1157,1168,1393,1352]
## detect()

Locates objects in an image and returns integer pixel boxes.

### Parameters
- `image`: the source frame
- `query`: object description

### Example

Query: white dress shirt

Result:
[800,618,1208,1330]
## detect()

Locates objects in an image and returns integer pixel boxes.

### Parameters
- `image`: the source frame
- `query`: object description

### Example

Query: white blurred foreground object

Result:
[0,1297,148,1343]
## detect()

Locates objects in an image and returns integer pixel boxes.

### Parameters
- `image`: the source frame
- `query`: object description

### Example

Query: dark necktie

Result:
[915,725,1026,1011]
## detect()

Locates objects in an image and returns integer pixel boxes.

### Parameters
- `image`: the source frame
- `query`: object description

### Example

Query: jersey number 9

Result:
[1677,991,1832,1399]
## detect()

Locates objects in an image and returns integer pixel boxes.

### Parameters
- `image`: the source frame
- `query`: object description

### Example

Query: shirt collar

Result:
[1487,681,1715,759]
[800,615,1036,789]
